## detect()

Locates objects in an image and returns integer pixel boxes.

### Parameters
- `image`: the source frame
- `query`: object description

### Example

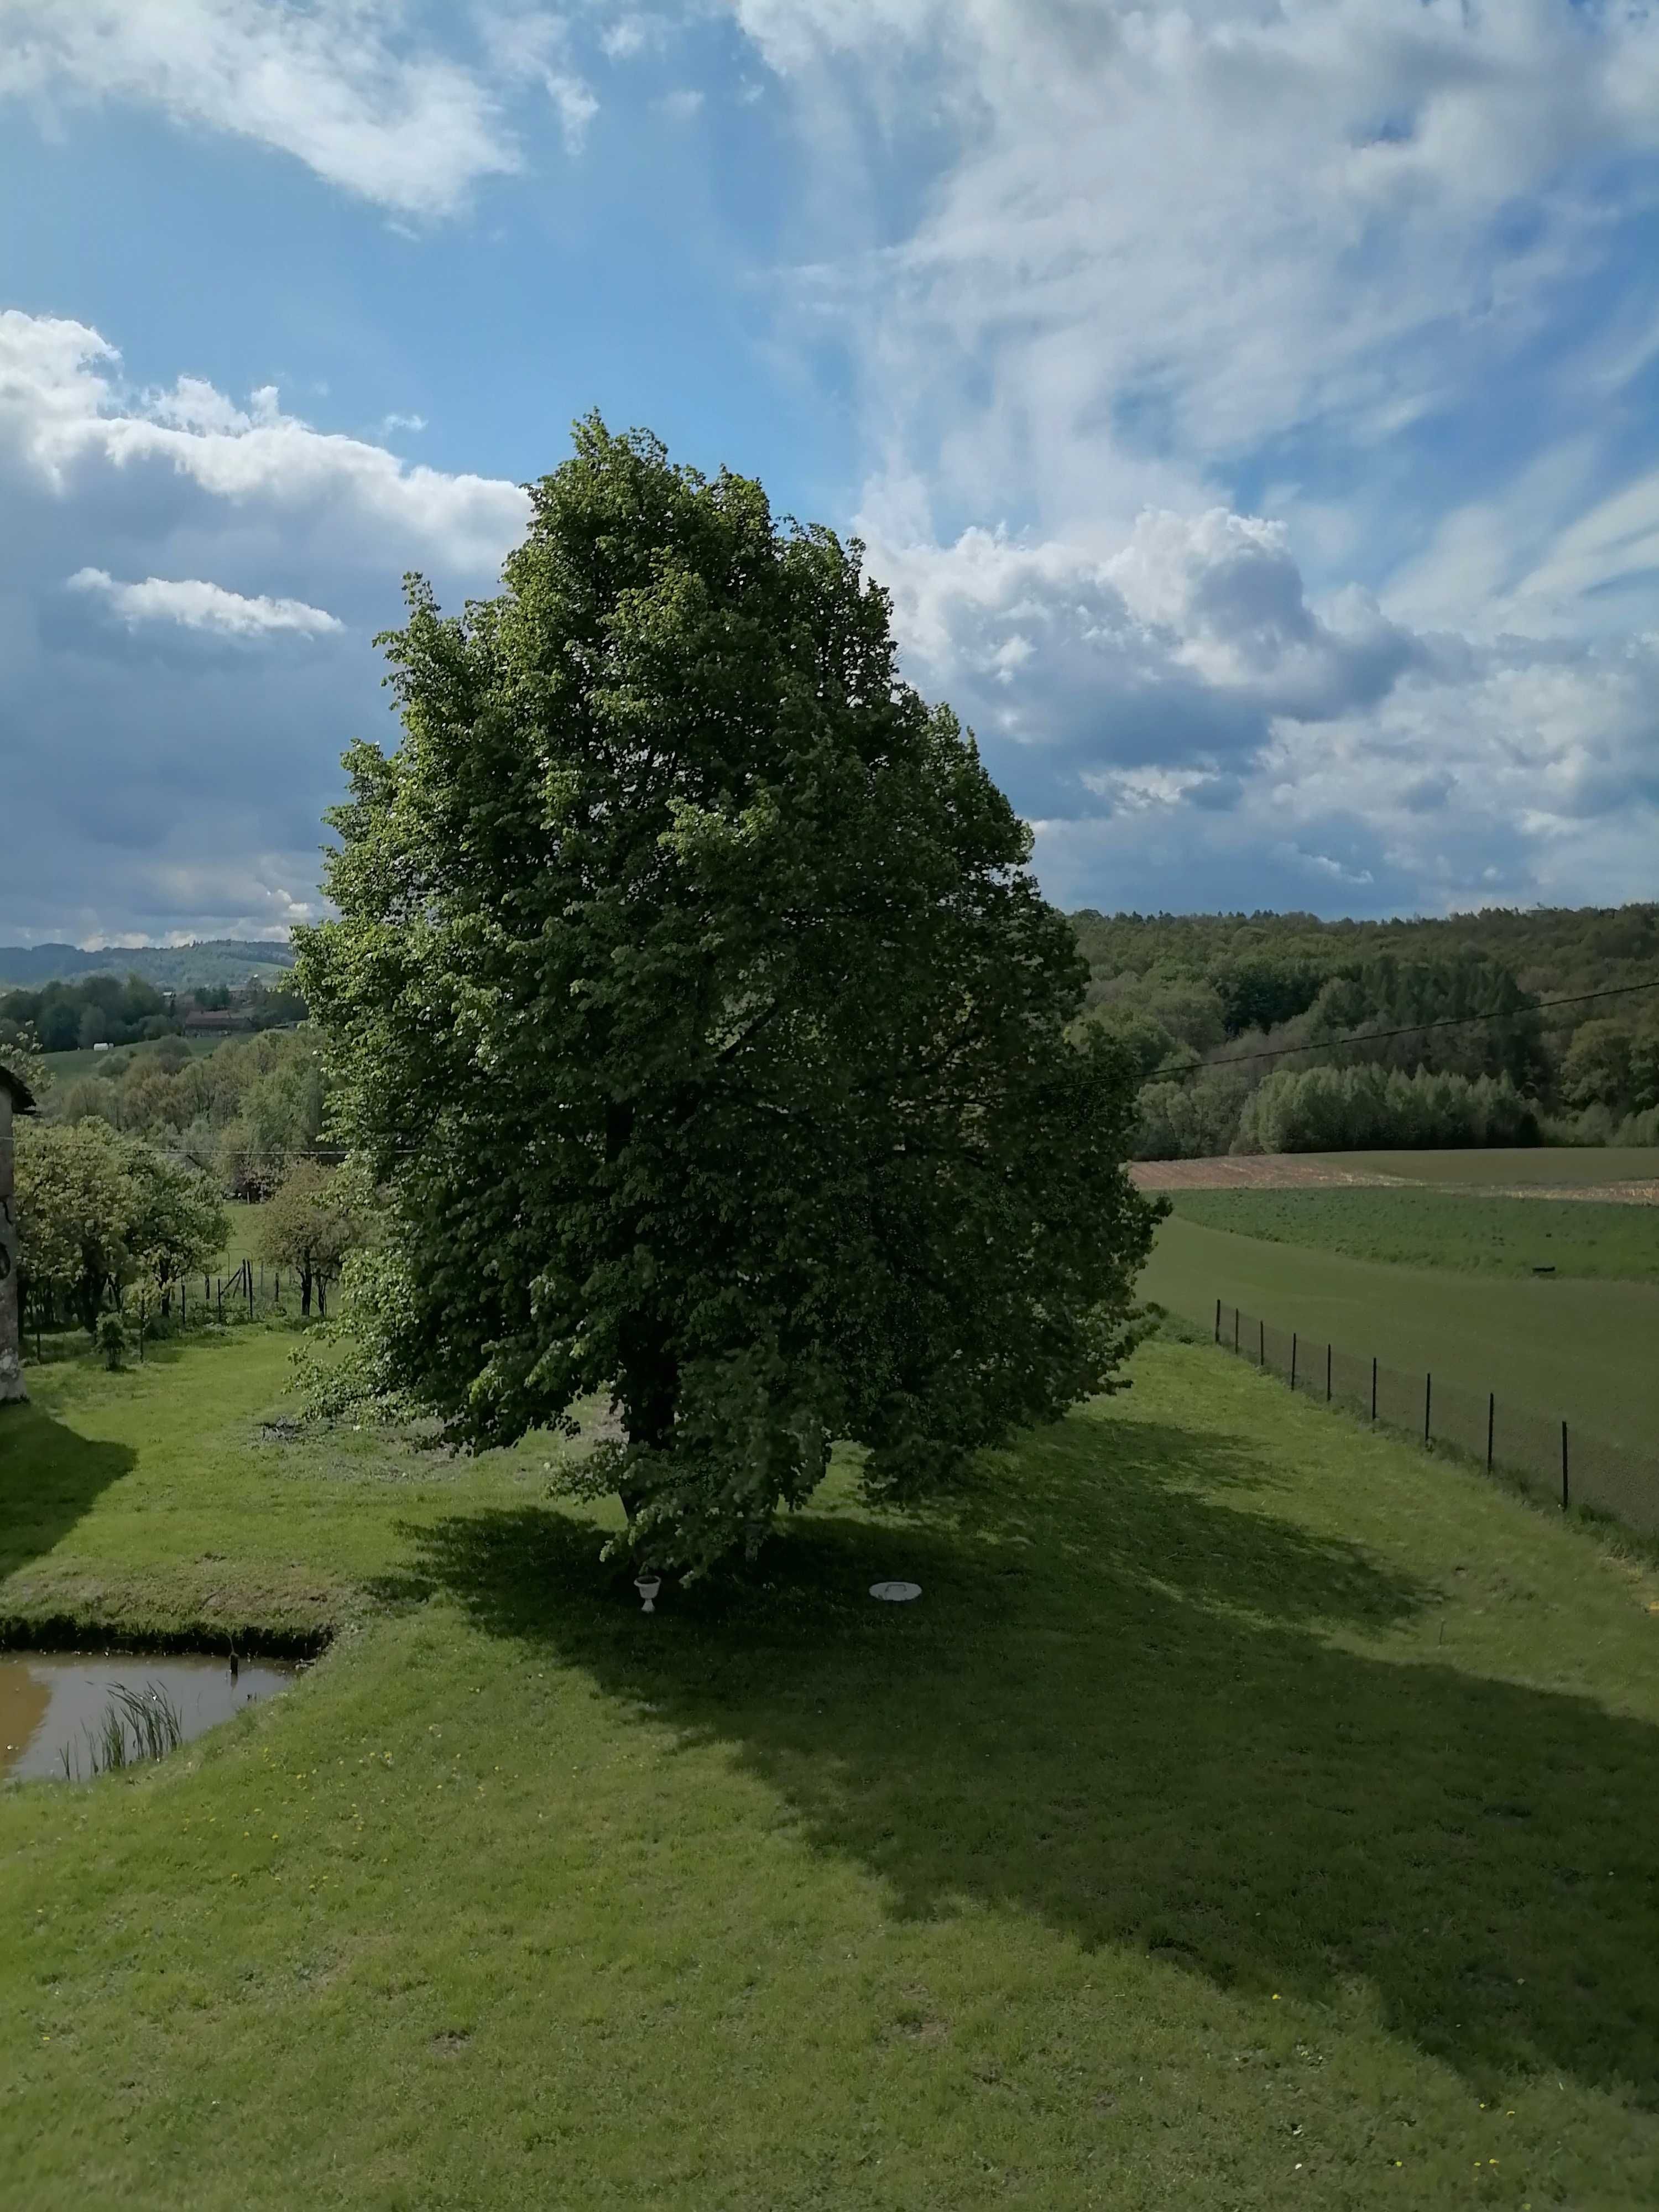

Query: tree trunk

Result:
[300,1268,312,1318]
[615,1307,678,1525]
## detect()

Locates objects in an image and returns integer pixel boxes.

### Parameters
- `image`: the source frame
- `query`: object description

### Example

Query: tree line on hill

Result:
[1069,907,1659,1156]
[0,937,298,992]
[0,972,306,1054]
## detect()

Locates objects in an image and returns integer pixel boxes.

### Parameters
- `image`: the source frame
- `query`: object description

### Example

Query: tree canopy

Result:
[299,417,1156,1573]
[1072,905,1659,1155]
[14,1119,226,1332]
[257,1161,365,1317]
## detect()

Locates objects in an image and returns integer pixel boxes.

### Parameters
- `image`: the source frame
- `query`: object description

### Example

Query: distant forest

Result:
[1070,902,1659,1156]
[2,906,1655,1159]
[0,938,296,991]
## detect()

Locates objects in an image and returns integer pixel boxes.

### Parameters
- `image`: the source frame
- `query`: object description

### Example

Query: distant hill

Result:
[0,938,297,990]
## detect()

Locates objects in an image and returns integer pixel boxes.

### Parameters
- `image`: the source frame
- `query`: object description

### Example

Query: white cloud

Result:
[862,504,1659,915]
[379,411,427,435]
[726,2,1659,914]
[738,2,1659,540]
[0,310,531,572]
[479,7,599,153]
[0,0,524,216]
[600,14,671,64]
[67,566,343,638]
[0,308,530,941]
[655,87,704,118]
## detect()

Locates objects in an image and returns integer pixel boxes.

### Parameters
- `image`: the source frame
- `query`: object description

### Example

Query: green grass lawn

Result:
[1303,1146,1659,1187]
[1143,1213,1659,1451]
[211,1200,264,1277]
[5,1331,1659,2207]
[1170,1187,1659,1282]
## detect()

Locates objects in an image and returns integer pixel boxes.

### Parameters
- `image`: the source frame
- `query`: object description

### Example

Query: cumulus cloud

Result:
[0,311,530,571]
[67,567,343,638]
[0,309,529,942]
[863,505,1659,915]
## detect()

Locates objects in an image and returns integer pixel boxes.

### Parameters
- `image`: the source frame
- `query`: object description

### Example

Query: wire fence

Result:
[20,1258,333,1364]
[1214,1298,1659,1537]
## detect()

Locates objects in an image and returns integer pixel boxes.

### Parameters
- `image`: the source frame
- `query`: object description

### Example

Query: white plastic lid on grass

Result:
[869,1580,922,1603]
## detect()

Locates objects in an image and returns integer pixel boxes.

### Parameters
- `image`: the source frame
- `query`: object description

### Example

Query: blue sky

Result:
[2,1,1657,943]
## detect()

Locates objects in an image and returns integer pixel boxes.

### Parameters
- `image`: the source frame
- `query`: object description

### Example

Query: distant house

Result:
[0,1062,36,1405]
[181,1010,254,1036]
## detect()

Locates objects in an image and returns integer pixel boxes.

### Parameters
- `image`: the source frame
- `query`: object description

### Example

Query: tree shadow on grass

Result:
[377,1405,1659,2109]
[0,1402,137,1588]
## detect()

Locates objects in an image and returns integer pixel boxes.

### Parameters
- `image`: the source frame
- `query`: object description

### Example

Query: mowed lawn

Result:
[1143,1213,1659,1449]
[1168,1187,1659,1283]
[4,1332,1659,2209]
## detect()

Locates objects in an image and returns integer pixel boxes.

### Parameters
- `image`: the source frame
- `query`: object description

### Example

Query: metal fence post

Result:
[1326,1342,1332,1402]
[1424,1371,1432,1447]
[1234,1307,1239,1354]
[1258,1317,1265,1368]
[1214,1297,1221,1344]
[1561,1422,1569,1512]
[1486,1392,1495,1473]
[1291,1332,1298,1392]
[1370,1357,1377,1423]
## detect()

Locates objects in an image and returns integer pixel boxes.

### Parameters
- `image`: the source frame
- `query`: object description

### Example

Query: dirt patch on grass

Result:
[1131,1158,1659,1203]
[1130,1157,1411,1192]
[1482,1181,1659,1206]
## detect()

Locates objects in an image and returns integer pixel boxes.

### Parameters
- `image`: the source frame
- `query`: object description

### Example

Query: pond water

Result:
[1,1652,298,1783]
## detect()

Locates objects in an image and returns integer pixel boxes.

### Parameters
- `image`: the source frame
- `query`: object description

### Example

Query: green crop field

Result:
[40,1035,226,1084]
[5,1329,1659,2208]
[1141,1214,1659,1449]
[1303,1146,1659,1188]
[1169,1187,1659,1282]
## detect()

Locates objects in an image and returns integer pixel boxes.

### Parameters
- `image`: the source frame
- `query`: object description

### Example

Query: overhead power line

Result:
[1140,976,1659,1087]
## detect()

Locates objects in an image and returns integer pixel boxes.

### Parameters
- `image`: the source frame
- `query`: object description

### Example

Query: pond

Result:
[1,1651,298,1783]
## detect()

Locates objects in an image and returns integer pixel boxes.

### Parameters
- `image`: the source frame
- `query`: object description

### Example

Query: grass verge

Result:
[4,1331,1659,2208]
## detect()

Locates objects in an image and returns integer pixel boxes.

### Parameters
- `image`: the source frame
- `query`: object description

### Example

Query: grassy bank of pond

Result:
[3,1329,1658,2208]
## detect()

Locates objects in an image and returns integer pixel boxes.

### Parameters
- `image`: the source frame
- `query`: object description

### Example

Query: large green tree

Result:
[298,419,1156,1573]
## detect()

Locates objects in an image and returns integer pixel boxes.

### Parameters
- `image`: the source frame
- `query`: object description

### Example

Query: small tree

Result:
[126,1146,227,1317]
[257,1161,363,1317]
[14,1120,227,1334]
[14,1119,138,1333]
[299,417,1157,1575]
